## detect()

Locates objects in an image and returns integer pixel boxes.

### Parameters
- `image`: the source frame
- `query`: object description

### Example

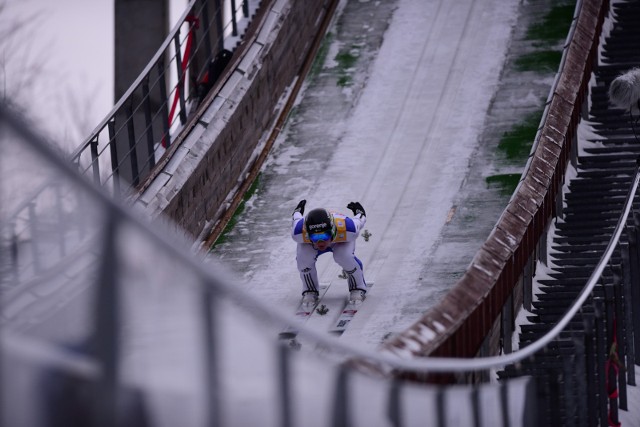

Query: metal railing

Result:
[69,0,260,197]
[2,84,640,424]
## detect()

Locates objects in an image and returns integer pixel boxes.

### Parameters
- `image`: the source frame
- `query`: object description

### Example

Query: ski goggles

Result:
[309,231,332,243]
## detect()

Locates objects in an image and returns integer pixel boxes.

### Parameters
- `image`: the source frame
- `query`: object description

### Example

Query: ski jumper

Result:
[291,211,367,295]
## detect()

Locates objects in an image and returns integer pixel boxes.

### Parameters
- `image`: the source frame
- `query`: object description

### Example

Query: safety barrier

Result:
[69,0,261,196]
[3,0,640,424]
[0,101,553,427]
[4,86,640,423]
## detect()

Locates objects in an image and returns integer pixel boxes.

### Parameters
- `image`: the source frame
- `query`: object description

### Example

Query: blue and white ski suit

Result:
[291,211,367,295]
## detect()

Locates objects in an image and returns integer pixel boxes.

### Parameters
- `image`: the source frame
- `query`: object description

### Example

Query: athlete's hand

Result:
[347,201,365,217]
[293,199,306,215]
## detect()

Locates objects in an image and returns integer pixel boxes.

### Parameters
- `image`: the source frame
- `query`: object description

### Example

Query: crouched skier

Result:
[291,199,368,306]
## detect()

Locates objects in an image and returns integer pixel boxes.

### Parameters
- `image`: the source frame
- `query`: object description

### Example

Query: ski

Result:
[279,283,331,346]
[330,282,374,334]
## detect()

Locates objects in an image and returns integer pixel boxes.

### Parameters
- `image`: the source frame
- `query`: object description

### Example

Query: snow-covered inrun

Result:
[210,0,519,350]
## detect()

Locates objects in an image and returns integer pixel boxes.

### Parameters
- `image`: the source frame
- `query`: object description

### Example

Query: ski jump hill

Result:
[5,0,640,425]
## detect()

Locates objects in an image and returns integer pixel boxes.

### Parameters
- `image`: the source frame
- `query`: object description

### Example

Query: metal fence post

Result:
[199,0,213,56]
[277,343,292,427]
[28,202,40,274]
[612,270,627,410]
[572,336,587,427]
[108,119,121,196]
[332,365,351,427]
[436,387,446,427]
[230,0,238,36]
[562,354,576,427]
[500,379,511,427]
[90,136,101,185]
[55,183,66,258]
[10,223,18,282]
[173,31,188,126]
[502,293,513,354]
[92,212,119,427]
[629,213,640,364]
[125,102,140,186]
[157,59,171,149]
[214,0,224,52]
[594,299,608,427]
[620,243,636,384]
[584,312,597,425]
[243,0,249,17]
[141,77,156,171]
[387,379,402,427]
[202,286,222,427]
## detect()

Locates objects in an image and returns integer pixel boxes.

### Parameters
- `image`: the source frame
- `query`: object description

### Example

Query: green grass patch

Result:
[310,32,335,77]
[514,50,563,72]
[210,173,261,249]
[486,173,522,197]
[335,50,358,69]
[498,110,543,162]
[335,48,359,87]
[526,3,576,46]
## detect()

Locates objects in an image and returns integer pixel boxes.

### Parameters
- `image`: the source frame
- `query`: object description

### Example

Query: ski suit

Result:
[291,211,367,295]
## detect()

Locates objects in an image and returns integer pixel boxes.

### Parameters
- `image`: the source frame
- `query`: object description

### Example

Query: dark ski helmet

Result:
[304,208,336,241]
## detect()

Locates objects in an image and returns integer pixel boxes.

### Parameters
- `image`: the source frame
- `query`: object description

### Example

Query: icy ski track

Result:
[209,0,520,350]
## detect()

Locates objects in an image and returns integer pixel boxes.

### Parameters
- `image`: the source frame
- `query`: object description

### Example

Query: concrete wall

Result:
[138,0,334,237]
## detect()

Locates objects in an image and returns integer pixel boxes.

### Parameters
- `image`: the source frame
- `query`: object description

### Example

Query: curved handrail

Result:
[69,0,198,160]
[5,96,639,375]
[66,0,264,196]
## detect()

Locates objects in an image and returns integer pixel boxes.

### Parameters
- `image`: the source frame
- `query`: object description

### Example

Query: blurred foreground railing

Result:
[3,80,640,424]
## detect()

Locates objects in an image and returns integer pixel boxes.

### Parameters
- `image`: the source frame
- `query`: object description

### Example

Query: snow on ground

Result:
[210,0,519,350]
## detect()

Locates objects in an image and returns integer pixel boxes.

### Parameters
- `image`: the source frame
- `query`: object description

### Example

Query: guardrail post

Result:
[230,0,238,36]
[555,182,564,219]
[604,284,620,425]
[500,379,511,427]
[55,183,66,258]
[277,343,292,427]
[547,364,561,427]
[620,243,636,384]
[90,136,101,185]
[387,379,402,427]
[570,129,578,168]
[501,293,513,354]
[173,32,188,126]
[108,119,121,196]
[562,354,576,427]
[92,211,119,427]
[214,0,224,52]
[10,223,19,282]
[127,99,140,186]
[572,336,587,427]
[202,286,222,427]
[243,0,249,17]
[199,0,213,60]
[628,213,640,364]
[142,77,156,171]
[332,365,351,427]
[584,311,598,425]
[157,59,171,149]
[613,268,628,410]
[28,202,40,275]
[594,299,608,427]
[435,387,445,427]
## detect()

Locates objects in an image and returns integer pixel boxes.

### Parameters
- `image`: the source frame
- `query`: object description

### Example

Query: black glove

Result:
[347,201,365,217]
[293,199,306,215]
